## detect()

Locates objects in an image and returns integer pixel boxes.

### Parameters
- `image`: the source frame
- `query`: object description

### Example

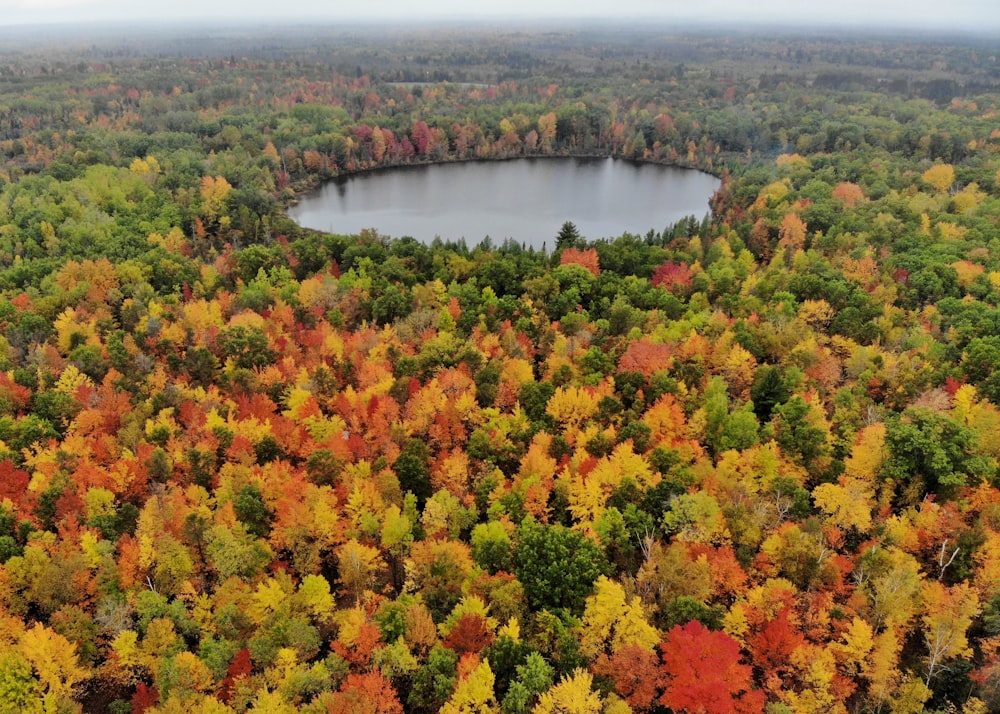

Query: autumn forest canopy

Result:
[1,20,1000,714]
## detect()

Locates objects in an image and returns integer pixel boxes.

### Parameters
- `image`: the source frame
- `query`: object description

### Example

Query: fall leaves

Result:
[2,34,1000,713]
[6,243,1000,712]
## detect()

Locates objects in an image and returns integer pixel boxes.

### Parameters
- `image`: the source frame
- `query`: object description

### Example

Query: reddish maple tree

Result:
[651,260,694,294]
[327,672,404,714]
[593,644,661,711]
[442,613,495,654]
[659,620,766,714]
[218,648,253,703]
[560,247,600,276]
[130,683,159,714]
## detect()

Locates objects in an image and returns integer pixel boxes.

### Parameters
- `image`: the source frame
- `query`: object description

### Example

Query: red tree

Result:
[130,683,159,714]
[0,460,29,504]
[559,247,600,276]
[651,260,694,295]
[442,613,495,655]
[659,621,765,714]
[328,672,404,714]
[593,644,661,711]
[218,648,253,703]
[746,607,805,693]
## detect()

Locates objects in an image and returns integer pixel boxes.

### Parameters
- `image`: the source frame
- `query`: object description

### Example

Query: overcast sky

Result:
[1,0,998,31]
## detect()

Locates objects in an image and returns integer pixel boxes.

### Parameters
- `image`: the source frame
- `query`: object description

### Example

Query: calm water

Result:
[288,157,720,250]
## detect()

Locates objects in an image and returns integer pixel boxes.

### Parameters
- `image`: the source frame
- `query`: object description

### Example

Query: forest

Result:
[0,19,999,714]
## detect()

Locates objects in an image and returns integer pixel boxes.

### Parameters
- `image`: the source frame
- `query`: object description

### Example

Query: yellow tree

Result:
[861,547,923,630]
[778,212,807,253]
[199,175,232,222]
[337,539,385,603]
[546,385,599,430]
[19,623,87,713]
[441,659,499,714]
[813,476,874,533]
[577,576,659,658]
[567,442,655,526]
[921,581,979,686]
[922,164,955,193]
[780,644,844,714]
[860,626,902,709]
[537,112,557,153]
[533,669,602,714]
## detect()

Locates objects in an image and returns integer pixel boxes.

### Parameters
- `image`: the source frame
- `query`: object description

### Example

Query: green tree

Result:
[408,644,459,714]
[513,520,610,614]
[555,222,582,251]
[772,395,828,467]
[882,408,993,504]
[217,325,276,370]
[394,438,433,508]
[961,336,1000,404]
[501,652,554,714]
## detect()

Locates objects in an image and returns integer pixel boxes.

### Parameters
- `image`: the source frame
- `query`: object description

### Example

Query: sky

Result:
[1,0,998,31]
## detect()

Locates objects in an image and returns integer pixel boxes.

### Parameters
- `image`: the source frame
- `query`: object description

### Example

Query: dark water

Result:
[288,157,720,250]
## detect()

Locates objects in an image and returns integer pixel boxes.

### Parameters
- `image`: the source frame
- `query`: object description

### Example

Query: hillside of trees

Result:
[0,21,999,714]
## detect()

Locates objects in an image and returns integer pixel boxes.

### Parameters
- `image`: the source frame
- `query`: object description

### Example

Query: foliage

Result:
[0,21,998,714]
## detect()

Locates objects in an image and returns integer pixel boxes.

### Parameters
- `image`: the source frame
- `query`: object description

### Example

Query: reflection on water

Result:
[288,157,720,251]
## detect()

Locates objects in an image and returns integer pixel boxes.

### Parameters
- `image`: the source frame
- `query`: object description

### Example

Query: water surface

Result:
[289,157,720,250]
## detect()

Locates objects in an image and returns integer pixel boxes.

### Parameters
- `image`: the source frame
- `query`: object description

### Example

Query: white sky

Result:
[0,0,997,31]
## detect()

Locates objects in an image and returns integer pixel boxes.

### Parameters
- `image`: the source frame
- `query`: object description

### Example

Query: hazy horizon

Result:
[2,0,999,33]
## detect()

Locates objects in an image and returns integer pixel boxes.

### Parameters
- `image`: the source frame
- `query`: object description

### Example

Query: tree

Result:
[961,337,1000,404]
[559,248,599,277]
[813,475,874,533]
[882,408,992,503]
[746,607,806,691]
[772,395,830,469]
[513,520,610,614]
[577,576,659,658]
[394,439,433,508]
[658,620,765,714]
[652,260,696,296]
[471,521,513,574]
[329,671,404,714]
[441,659,499,714]
[922,581,979,686]
[922,164,955,193]
[199,175,233,222]
[831,182,864,208]
[501,652,553,714]
[338,539,385,603]
[555,222,581,251]
[636,541,713,614]
[19,623,88,712]
[409,645,459,714]
[0,650,42,713]
[407,539,475,620]
[778,212,807,253]
[537,113,557,153]
[533,669,602,714]
[592,644,660,711]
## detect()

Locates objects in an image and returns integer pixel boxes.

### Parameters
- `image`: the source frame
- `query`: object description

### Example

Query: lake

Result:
[287,157,720,250]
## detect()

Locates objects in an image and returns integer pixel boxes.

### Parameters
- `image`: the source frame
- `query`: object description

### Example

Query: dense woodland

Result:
[0,20,999,714]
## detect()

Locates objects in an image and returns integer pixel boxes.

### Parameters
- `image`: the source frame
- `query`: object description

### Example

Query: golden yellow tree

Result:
[19,623,87,713]
[533,669,602,714]
[337,539,385,603]
[922,164,955,193]
[441,659,499,714]
[577,576,659,658]
[921,581,979,686]
[778,212,807,253]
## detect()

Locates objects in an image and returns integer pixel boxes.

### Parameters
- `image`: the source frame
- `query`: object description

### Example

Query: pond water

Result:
[288,157,720,250]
